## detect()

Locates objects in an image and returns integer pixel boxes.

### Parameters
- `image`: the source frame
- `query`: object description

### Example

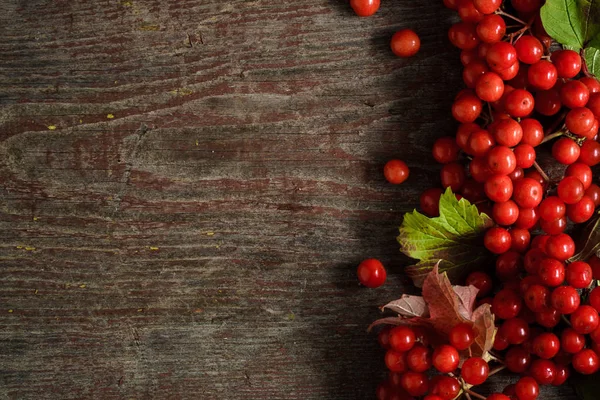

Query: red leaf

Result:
[372,264,496,360]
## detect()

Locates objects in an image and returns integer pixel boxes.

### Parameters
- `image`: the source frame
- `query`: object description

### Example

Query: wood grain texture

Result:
[0,0,578,399]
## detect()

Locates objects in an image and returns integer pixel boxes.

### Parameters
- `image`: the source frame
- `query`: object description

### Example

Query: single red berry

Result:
[504,89,534,117]
[486,42,517,70]
[441,162,466,192]
[378,326,392,349]
[484,174,513,202]
[566,162,593,189]
[528,60,558,90]
[457,0,484,23]
[552,364,570,386]
[536,307,561,328]
[537,257,565,287]
[557,176,585,204]
[476,14,505,43]
[465,271,493,297]
[496,251,523,280]
[467,129,495,156]
[389,326,416,352]
[545,233,575,261]
[519,118,543,146]
[490,118,523,146]
[524,284,550,313]
[539,196,566,222]
[391,29,421,57]
[586,184,600,206]
[484,227,512,254]
[350,0,380,17]
[566,107,596,136]
[512,0,542,12]
[492,200,519,226]
[385,349,408,372]
[581,76,600,93]
[487,394,511,400]
[540,216,567,235]
[384,159,410,184]
[532,332,560,359]
[566,261,593,288]
[487,145,516,175]
[492,288,522,319]
[535,88,562,116]
[513,144,536,169]
[400,371,429,397]
[528,359,556,385]
[552,137,581,165]
[561,328,585,353]
[514,35,543,64]
[432,137,460,164]
[430,376,460,400]
[449,322,476,350]
[499,317,529,344]
[432,345,460,373]
[461,357,489,385]
[464,60,490,88]
[579,139,600,166]
[452,92,483,123]
[514,206,539,229]
[473,0,502,13]
[551,285,580,314]
[560,80,590,109]
[406,344,432,372]
[357,259,387,288]
[572,348,600,374]
[510,229,530,253]
[551,49,582,78]
[449,22,480,50]
[512,177,543,208]
[571,305,600,334]
[420,188,443,217]
[505,345,531,373]
[476,71,505,101]
[515,377,539,400]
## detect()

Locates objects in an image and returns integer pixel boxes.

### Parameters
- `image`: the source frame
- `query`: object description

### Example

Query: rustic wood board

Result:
[0,0,579,399]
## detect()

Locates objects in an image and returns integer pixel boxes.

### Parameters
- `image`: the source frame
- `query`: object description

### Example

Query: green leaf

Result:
[569,211,600,262]
[398,188,493,288]
[585,47,600,77]
[540,0,600,50]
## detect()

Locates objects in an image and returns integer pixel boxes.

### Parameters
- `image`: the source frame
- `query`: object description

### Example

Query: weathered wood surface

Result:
[0,0,578,399]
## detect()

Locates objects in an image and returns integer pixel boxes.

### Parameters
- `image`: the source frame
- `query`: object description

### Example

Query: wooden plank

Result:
[0,0,578,398]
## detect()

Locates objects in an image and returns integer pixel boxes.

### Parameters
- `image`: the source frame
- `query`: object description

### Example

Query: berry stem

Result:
[562,314,572,327]
[464,391,473,400]
[488,365,507,377]
[533,161,551,183]
[541,130,565,144]
[496,10,527,25]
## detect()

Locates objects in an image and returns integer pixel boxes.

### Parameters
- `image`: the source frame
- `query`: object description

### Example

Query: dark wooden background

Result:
[0,0,579,399]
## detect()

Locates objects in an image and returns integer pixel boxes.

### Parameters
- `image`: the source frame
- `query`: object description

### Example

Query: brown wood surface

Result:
[0,0,579,399]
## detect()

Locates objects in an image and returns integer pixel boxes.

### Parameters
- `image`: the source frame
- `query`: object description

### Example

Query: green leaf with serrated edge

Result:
[585,47,600,77]
[540,0,600,50]
[569,211,600,262]
[398,187,493,288]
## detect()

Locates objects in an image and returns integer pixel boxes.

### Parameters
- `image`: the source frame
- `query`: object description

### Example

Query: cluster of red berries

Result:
[376,323,502,400]
[350,0,600,399]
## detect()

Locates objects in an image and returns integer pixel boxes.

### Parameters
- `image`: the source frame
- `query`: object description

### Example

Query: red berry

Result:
[512,177,543,208]
[490,118,523,147]
[496,251,523,279]
[532,332,560,359]
[430,376,460,400]
[350,0,380,17]
[389,326,416,352]
[566,162,593,189]
[539,196,566,222]
[572,348,600,374]
[484,227,512,254]
[468,129,495,156]
[524,284,550,313]
[505,345,531,373]
[441,162,466,192]
[561,327,585,353]
[581,76,600,93]
[400,371,429,397]
[452,92,483,123]
[567,107,596,136]
[433,137,460,164]
[535,88,562,116]
[571,305,600,334]
[510,229,530,253]
[458,0,484,23]
[492,288,522,319]
[476,14,505,43]
[466,271,493,297]
[579,139,600,166]
[545,233,575,261]
[537,257,565,287]
[357,259,387,288]
[560,80,590,109]
[476,71,505,101]
[586,183,600,206]
[385,349,408,372]
[449,322,476,350]
[391,29,421,58]
[551,285,580,314]
[552,137,581,165]
[486,42,517,70]
[420,188,443,216]
[540,216,567,235]
[520,118,544,146]
[492,200,519,226]
[432,345,460,373]
[557,176,585,204]
[514,206,539,229]
[514,35,543,64]
[566,260,593,288]
[536,307,561,328]
[505,89,534,117]
[384,159,410,184]
[406,344,432,372]
[484,174,513,202]
[499,317,529,344]
[512,0,542,12]
[461,357,489,385]
[528,60,557,90]
[488,145,516,175]
[552,364,570,386]
[473,0,502,13]
[449,22,480,50]
[515,377,538,400]
[514,144,536,169]
[528,358,556,385]
[551,49,582,78]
